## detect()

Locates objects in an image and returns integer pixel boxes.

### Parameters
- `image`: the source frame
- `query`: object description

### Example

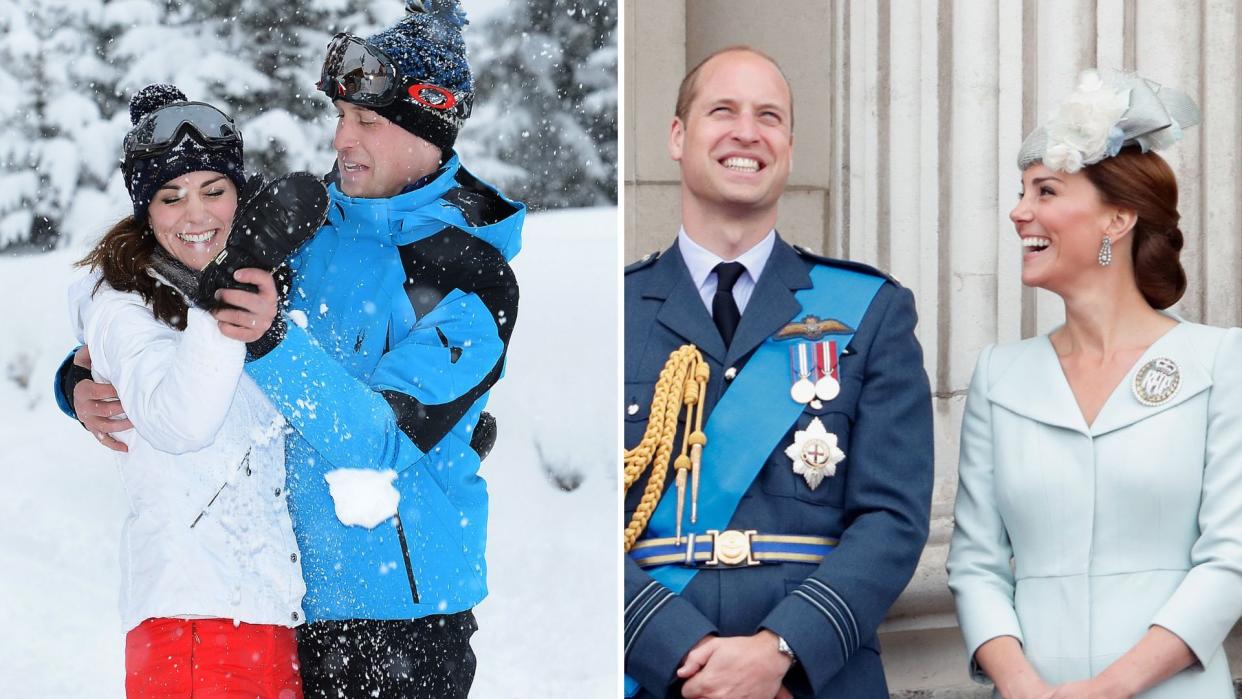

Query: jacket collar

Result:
[987,322,1213,437]
[644,233,810,364]
[325,154,463,245]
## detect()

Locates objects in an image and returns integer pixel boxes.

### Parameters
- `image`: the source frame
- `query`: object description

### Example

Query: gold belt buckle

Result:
[706,529,759,566]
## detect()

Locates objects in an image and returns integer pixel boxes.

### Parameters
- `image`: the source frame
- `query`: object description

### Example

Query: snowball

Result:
[323,468,400,529]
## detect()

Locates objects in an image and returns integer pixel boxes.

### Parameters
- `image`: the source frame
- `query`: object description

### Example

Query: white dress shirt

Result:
[677,227,776,317]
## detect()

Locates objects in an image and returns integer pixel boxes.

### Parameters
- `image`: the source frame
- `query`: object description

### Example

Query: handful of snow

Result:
[323,468,400,529]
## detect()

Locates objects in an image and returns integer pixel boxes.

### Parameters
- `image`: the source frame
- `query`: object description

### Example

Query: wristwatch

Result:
[776,634,797,664]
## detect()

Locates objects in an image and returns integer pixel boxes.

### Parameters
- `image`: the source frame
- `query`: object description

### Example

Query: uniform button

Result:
[274,487,282,496]
[291,553,298,563]
[291,612,299,621]
[724,367,738,381]
[626,403,639,416]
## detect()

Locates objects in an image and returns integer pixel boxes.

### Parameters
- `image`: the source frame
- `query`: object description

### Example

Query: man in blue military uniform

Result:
[624,46,933,698]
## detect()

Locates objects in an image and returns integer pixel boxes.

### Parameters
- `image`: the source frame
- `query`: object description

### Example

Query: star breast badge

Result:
[784,417,845,490]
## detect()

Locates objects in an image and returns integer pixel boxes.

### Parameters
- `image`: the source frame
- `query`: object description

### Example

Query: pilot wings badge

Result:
[774,315,854,342]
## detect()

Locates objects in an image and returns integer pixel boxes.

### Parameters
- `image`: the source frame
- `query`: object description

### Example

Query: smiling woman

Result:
[147,172,238,271]
[70,83,308,698]
[948,70,1242,699]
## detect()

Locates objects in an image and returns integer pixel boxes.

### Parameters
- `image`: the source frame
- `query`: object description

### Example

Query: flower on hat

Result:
[1042,70,1131,173]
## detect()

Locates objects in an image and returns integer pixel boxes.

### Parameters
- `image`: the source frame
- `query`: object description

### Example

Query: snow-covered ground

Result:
[0,207,620,698]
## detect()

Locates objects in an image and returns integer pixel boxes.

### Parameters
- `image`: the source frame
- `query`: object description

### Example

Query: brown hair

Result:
[1082,148,1186,310]
[674,45,794,129]
[77,217,189,330]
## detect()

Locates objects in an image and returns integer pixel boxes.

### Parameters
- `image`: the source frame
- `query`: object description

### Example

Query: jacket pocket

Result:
[761,403,855,509]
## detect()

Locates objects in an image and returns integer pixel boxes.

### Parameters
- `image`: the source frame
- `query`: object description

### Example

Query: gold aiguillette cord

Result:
[622,345,710,552]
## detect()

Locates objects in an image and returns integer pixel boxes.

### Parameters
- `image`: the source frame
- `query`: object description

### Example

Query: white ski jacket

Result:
[69,276,305,632]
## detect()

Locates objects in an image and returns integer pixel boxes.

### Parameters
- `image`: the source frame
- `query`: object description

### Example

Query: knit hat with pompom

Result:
[121,84,246,222]
[361,0,474,151]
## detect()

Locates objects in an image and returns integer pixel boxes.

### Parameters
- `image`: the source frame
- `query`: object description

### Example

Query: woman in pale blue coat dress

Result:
[947,70,1242,699]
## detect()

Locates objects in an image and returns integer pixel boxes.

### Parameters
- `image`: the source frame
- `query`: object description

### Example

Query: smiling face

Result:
[1010,162,1129,293]
[669,49,793,228]
[147,171,238,271]
[332,100,442,199]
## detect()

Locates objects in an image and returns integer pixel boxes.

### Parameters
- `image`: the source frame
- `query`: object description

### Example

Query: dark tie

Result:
[712,261,745,348]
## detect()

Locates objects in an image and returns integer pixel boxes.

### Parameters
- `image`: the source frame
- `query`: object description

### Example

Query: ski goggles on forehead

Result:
[318,33,401,107]
[318,33,469,116]
[123,102,242,158]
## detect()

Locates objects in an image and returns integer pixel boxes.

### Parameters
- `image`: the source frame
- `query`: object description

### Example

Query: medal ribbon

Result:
[625,264,886,696]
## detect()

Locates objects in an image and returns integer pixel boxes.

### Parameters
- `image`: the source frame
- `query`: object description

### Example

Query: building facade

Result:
[624,1,1242,695]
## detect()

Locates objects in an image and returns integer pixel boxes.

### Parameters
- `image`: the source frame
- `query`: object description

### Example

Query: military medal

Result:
[814,341,840,401]
[784,417,845,490]
[789,343,816,404]
[1133,357,1180,407]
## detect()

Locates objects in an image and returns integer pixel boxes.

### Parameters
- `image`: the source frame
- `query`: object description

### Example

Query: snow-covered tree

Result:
[0,0,126,250]
[0,0,617,251]
[464,0,617,210]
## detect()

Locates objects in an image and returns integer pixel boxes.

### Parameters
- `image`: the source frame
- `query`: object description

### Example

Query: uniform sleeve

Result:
[245,234,517,472]
[945,344,1024,681]
[1150,328,1242,666]
[623,556,718,697]
[758,284,934,694]
[84,295,245,454]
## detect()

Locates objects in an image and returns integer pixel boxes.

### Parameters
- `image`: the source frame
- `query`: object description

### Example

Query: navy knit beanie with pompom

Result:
[122,84,246,223]
[362,0,474,151]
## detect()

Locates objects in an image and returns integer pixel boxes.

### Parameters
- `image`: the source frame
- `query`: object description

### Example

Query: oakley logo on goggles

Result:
[318,33,470,116]
[123,102,242,159]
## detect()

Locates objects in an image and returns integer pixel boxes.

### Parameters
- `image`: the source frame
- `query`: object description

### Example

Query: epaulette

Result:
[792,245,900,286]
[625,250,661,274]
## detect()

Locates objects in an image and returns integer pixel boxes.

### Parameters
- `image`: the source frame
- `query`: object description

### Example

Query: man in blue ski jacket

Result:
[57,2,522,696]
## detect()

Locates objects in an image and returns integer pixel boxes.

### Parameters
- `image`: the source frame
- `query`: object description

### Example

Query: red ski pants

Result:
[125,617,302,698]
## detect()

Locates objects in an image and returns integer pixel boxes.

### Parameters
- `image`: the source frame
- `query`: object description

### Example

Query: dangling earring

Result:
[1098,235,1113,267]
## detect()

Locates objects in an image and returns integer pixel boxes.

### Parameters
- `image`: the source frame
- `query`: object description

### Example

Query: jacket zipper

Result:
[393,512,420,604]
[190,449,251,528]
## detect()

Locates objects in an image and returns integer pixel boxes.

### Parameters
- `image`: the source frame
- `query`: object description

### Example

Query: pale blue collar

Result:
[677,227,775,293]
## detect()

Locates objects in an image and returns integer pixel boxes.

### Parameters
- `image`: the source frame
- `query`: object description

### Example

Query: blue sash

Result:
[625,264,884,696]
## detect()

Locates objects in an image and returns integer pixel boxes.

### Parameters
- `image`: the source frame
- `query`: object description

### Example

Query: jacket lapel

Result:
[987,323,1212,438]
[646,244,728,363]
[725,236,809,367]
[988,337,1091,435]
[1089,324,1212,437]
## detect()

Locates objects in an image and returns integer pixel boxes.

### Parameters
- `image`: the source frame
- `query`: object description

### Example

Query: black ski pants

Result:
[297,611,478,698]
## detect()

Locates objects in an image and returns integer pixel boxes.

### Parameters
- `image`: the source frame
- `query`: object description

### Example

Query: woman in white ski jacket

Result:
[70,84,305,698]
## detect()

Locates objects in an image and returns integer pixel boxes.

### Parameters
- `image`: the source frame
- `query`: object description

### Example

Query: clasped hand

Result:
[211,268,279,343]
[676,631,794,699]
[1007,677,1133,699]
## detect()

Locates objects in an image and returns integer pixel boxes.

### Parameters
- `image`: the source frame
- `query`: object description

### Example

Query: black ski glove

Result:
[197,171,329,308]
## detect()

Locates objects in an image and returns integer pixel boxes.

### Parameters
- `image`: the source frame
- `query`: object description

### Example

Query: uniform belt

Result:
[631,530,838,569]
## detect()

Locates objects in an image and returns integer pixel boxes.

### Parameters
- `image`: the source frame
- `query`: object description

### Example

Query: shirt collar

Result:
[677,227,776,289]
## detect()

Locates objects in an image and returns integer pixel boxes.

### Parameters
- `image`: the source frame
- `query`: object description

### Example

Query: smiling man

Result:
[58,2,523,697]
[233,4,524,697]
[623,47,933,698]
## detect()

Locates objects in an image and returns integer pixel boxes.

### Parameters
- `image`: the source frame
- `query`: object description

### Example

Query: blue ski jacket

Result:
[246,154,523,621]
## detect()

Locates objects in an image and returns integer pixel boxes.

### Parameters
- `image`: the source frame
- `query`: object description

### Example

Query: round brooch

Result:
[1132,357,1180,407]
